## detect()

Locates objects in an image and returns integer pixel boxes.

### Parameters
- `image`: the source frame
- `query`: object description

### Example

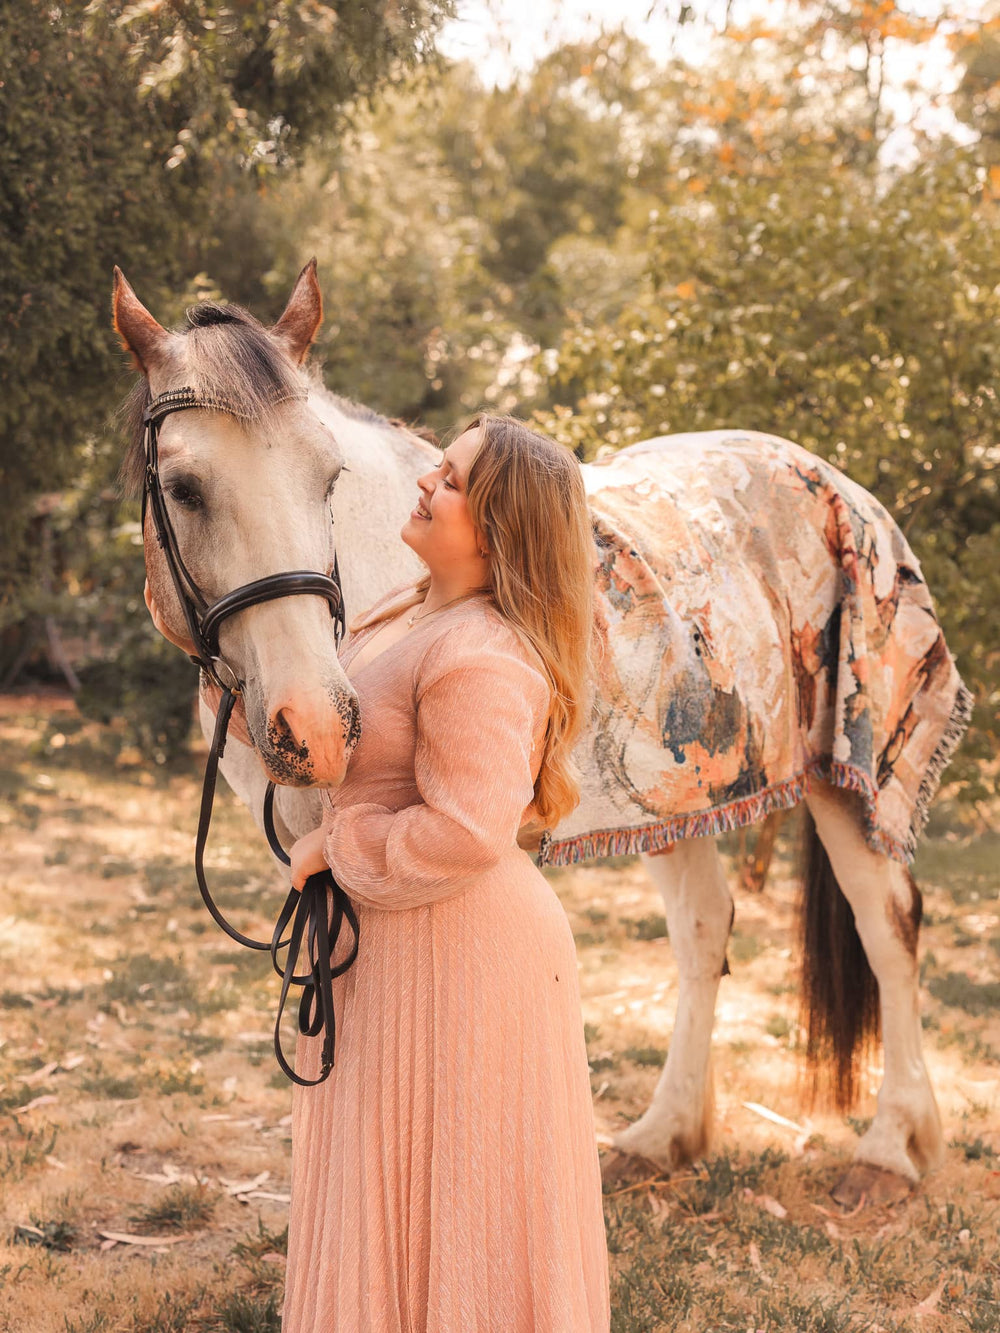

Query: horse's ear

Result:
[112,267,169,375]
[272,258,323,364]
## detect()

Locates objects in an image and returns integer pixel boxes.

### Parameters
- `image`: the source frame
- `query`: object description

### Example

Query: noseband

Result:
[142,385,359,1086]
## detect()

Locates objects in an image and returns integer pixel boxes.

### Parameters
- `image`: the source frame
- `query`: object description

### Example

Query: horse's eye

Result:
[168,484,203,511]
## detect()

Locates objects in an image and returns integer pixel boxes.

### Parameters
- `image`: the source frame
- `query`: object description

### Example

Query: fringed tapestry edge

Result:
[538,681,974,871]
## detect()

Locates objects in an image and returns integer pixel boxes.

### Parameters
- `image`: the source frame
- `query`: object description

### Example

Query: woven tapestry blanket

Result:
[539,430,972,868]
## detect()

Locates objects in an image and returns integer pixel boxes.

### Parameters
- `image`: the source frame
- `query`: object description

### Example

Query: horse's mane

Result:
[117,302,436,501]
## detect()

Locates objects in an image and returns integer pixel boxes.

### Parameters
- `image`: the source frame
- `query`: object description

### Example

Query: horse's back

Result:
[547,428,969,869]
[586,429,894,537]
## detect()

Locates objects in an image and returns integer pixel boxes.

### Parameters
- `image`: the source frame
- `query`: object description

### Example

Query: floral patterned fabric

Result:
[539,431,972,868]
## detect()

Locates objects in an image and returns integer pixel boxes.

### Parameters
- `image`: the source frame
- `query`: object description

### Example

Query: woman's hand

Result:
[289,826,329,891]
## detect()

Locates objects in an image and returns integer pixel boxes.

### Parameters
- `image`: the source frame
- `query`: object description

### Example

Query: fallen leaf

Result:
[744,1189,788,1219]
[220,1171,270,1196]
[14,1094,57,1113]
[21,1061,59,1085]
[742,1100,813,1153]
[842,1192,867,1218]
[741,1101,806,1135]
[22,1053,85,1086]
[133,1169,200,1187]
[760,1195,788,1219]
[913,1275,946,1317]
[98,1230,201,1247]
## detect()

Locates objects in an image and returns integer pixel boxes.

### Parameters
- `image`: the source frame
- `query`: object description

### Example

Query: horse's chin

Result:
[255,746,350,790]
[241,694,356,790]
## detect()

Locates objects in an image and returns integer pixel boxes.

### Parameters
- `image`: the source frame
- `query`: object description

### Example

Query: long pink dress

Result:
[282,585,611,1333]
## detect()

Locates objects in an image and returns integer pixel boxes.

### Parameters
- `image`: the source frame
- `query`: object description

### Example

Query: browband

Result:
[144,384,309,425]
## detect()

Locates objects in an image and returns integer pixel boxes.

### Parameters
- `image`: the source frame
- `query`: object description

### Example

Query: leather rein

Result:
[142,385,359,1087]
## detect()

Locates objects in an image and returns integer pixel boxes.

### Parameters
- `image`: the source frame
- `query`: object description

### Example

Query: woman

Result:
[153,413,611,1330]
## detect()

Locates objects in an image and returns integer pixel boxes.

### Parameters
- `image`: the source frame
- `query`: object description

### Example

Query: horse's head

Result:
[112,261,361,788]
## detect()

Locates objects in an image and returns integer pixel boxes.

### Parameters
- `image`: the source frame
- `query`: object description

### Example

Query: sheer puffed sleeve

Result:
[321,620,551,910]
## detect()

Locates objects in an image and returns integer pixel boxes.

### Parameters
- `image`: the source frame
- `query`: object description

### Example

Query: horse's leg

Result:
[611,838,733,1171]
[805,781,944,1194]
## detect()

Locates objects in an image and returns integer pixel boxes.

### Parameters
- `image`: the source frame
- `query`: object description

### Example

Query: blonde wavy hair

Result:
[356,413,596,829]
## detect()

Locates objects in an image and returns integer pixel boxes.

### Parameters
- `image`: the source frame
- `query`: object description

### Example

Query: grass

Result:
[2,1124,59,1180]
[80,1065,143,1100]
[622,1044,668,1067]
[131,1293,204,1333]
[1,691,998,1330]
[11,1217,76,1253]
[623,913,668,941]
[952,1137,998,1163]
[65,1314,116,1333]
[209,1291,282,1333]
[926,971,1000,1017]
[131,1185,217,1233]
[102,954,196,1008]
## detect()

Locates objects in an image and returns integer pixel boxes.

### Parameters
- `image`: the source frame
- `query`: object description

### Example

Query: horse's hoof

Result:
[831,1163,914,1210]
[599,1147,668,1192]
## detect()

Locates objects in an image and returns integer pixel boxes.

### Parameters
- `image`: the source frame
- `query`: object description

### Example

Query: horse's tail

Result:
[799,808,880,1110]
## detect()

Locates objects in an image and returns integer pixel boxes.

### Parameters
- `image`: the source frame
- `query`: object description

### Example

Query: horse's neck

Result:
[314,392,434,627]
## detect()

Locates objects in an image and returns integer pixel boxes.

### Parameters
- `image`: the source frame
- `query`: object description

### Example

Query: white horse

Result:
[112,261,959,1205]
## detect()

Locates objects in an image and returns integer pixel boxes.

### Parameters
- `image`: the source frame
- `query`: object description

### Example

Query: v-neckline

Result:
[345,594,489,679]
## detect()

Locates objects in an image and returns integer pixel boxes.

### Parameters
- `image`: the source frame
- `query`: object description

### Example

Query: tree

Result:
[534,126,998,797]
[0,0,452,590]
[950,3,1000,156]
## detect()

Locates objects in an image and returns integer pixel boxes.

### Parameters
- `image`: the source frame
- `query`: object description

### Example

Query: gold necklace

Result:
[407,590,484,628]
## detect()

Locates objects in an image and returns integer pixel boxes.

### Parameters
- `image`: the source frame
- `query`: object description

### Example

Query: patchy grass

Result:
[131,1184,217,1233]
[210,1289,282,1332]
[1,689,998,1330]
[926,972,1000,1017]
[623,913,668,941]
[622,1045,669,1068]
[12,1217,77,1253]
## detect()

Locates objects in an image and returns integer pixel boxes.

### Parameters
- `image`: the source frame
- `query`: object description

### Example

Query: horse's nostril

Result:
[272,707,307,753]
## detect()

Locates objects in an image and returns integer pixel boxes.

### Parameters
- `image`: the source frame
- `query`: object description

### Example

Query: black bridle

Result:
[142,385,359,1086]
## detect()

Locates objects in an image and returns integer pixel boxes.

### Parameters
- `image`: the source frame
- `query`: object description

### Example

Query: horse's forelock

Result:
[115,301,430,505]
[116,303,306,501]
[184,301,245,329]
[184,303,302,419]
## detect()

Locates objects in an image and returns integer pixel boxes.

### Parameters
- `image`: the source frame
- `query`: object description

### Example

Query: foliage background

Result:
[1,0,997,799]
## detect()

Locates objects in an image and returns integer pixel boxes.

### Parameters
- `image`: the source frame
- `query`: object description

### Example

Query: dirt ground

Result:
[0,690,997,1332]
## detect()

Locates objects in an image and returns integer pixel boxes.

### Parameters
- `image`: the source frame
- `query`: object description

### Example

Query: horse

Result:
[111,261,971,1206]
